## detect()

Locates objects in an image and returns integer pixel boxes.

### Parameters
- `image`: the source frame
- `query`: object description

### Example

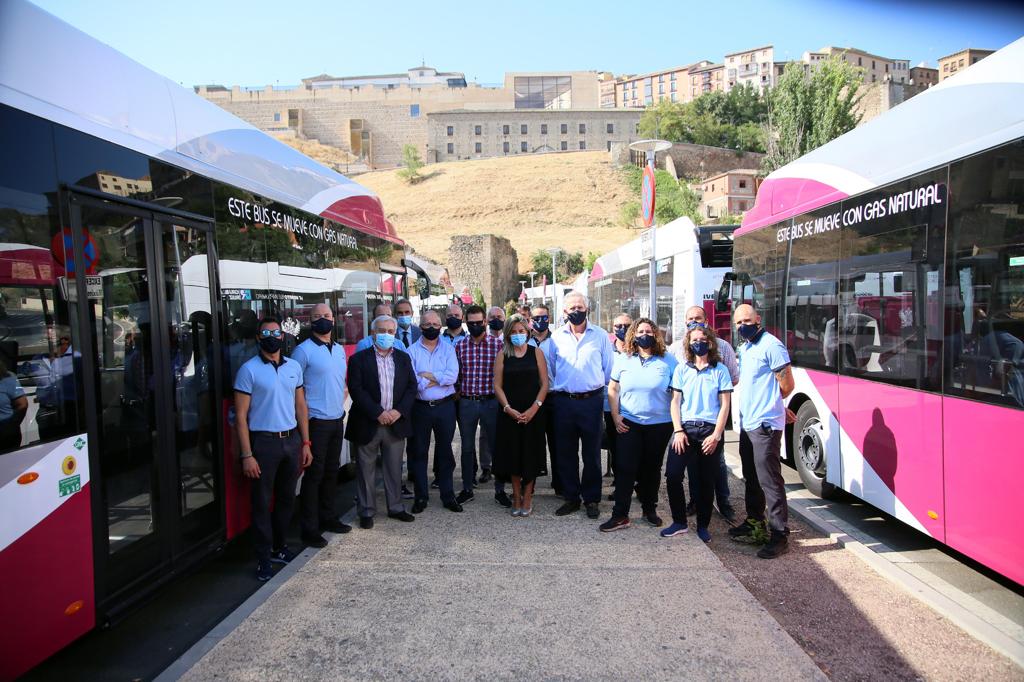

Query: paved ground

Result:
[178,458,824,681]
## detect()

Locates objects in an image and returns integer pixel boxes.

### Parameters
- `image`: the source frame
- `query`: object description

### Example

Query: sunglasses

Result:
[686,321,707,329]
[259,329,283,338]
[533,315,549,322]
[613,324,630,330]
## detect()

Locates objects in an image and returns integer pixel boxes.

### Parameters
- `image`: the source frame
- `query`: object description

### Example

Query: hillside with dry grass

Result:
[356,152,638,265]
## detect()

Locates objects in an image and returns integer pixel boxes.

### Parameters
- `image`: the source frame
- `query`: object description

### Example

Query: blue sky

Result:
[31,0,1024,87]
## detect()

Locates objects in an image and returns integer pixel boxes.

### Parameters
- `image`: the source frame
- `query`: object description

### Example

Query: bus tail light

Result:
[17,472,39,484]
[64,600,84,616]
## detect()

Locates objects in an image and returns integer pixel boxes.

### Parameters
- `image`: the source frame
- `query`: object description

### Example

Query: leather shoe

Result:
[585,502,600,519]
[388,511,415,522]
[412,500,427,514]
[555,501,581,516]
[444,500,464,513]
[301,533,328,548]
[359,516,374,530]
[478,469,492,484]
[494,491,512,508]
[321,519,352,534]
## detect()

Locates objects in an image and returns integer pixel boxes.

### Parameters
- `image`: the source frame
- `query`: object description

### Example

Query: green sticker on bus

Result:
[58,474,81,497]
[1010,256,1024,267]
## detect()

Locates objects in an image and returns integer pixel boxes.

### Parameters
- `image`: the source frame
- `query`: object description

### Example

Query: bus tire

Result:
[793,401,836,499]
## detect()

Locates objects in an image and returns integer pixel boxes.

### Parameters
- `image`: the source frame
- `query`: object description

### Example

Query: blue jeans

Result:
[687,445,731,510]
[456,397,504,494]
[553,392,604,504]
[412,400,457,504]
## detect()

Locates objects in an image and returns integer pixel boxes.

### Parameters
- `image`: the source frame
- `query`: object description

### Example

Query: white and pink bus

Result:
[723,38,1024,585]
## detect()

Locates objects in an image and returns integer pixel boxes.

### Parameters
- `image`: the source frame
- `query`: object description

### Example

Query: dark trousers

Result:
[457,397,502,494]
[612,419,672,518]
[543,407,562,489]
[668,421,719,528]
[687,444,731,510]
[412,400,457,504]
[250,431,301,561]
[603,411,618,474]
[299,417,344,536]
[739,427,789,534]
[553,392,604,504]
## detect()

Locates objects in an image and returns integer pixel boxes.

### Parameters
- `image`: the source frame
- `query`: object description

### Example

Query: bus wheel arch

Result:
[791,399,837,499]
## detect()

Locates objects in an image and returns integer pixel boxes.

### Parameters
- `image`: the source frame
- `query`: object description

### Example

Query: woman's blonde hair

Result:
[502,314,530,358]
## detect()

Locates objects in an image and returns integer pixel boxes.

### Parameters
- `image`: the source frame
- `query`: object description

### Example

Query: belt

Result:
[554,389,602,400]
[416,394,457,407]
[461,393,495,401]
[310,415,344,423]
[251,429,295,438]
[684,420,713,428]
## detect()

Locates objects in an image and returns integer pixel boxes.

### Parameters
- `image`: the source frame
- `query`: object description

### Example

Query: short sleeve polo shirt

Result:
[291,337,346,420]
[610,353,678,424]
[234,354,304,432]
[671,361,733,424]
[737,329,791,431]
[0,374,25,422]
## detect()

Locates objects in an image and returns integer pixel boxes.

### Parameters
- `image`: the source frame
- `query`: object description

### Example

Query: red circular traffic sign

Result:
[50,228,100,275]
[641,166,656,227]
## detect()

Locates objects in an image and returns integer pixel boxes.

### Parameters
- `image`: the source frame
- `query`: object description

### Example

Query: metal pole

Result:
[646,150,657,322]
[550,250,558,308]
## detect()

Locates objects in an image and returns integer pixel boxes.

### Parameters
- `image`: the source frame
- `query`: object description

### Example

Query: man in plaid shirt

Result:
[454,305,511,507]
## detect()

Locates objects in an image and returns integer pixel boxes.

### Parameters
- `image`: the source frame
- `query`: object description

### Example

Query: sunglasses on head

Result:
[259,329,283,338]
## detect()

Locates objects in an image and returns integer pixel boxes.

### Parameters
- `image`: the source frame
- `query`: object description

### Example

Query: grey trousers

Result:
[355,425,406,518]
[739,426,789,535]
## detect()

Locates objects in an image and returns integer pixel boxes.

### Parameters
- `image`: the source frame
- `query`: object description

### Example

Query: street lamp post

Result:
[547,248,560,308]
[628,138,671,321]
[527,271,537,289]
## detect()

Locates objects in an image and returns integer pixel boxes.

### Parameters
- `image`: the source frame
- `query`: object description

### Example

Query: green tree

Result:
[619,201,640,227]
[397,144,424,183]
[527,248,586,282]
[762,56,864,173]
[472,287,485,308]
[638,85,767,153]
[584,251,600,270]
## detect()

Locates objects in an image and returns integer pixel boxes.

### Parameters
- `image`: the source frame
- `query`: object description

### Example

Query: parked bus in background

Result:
[589,217,734,345]
[0,2,408,677]
[721,37,1024,586]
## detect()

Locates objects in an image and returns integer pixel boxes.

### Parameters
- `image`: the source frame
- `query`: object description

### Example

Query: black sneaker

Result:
[585,502,600,519]
[555,501,581,516]
[321,519,352,534]
[728,518,762,544]
[643,512,664,527]
[256,559,274,582]
[359,516,374,530]
[401,485,414,500]
[456,490,475,505]
[412,500,427,514]
[269,546,298,564]
[301,534,328,548]
[431,479,440,489]
[478,469,492,484]
[757,533,790,559]
[443,500,464,513]
[388,510,415,522]
[599,516,630,532]
[494,491,512,508]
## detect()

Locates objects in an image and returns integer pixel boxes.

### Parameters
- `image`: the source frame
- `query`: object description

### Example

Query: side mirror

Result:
[716,273,735,313]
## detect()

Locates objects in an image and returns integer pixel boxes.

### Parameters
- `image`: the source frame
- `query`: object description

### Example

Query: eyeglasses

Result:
[259,329,283,338]
[613,324,629,330]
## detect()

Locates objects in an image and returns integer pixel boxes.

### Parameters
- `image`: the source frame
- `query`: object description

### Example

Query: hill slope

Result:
[355,152,637,266]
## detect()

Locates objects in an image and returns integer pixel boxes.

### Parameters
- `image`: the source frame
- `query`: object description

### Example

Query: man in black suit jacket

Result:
[346,314,417,528]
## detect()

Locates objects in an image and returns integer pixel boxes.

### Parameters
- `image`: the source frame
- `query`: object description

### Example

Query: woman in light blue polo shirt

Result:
[601,318,677,532]
[665,326,732,542]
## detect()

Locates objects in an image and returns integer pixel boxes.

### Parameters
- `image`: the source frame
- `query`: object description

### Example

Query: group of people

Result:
[233,291,795,581]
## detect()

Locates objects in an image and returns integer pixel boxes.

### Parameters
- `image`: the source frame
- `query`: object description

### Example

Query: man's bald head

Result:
[733,304,760,326]
[685,306,706,324]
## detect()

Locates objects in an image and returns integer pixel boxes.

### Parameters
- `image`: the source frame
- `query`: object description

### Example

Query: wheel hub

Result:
[798,419,825,478]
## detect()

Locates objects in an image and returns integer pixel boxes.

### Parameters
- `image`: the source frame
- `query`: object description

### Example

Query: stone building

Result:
[938,48,995,82]
[697,169,759,219]
[448,235,519,308]
[724,45,775,92]
[428,109,642,162]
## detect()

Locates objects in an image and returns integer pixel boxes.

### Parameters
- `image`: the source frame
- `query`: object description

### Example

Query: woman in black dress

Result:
[493,314,549,516]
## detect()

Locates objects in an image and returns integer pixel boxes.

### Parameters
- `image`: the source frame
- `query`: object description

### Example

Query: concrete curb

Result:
[722,453,1024,669]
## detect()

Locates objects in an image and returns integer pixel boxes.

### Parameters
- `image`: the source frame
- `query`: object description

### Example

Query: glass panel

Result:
[785,210,839,370]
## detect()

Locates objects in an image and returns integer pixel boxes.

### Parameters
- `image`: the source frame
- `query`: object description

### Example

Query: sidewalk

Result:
[177,453,824,680]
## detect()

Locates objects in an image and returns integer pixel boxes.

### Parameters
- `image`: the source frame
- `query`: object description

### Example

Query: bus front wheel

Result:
[793,401,836,499]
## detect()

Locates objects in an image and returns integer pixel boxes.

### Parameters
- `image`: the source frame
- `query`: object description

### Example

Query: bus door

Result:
[68,193,222,612]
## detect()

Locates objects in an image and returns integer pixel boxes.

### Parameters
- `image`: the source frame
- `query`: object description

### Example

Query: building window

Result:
[521,141,528,152]
[474,125,482,135]
[560,140,567,151]
[475,142,482,153]
[671,93,677,102]
[670,72,676,80]
[579,141,586,150]
[606,123,614,134]
[447,126,454,136]
[578,123,585,134]
[658,84,664,94]
[561,123,568,134]
[521,124,528,134]
[541,123,548,134]
[410,104,420,117]
[447,142,454,154]
[739,179,747,189]
[503,141,510,153]
[858,57,862,66]
[738,201,747,211]
[273,112,281,122]
[513,75,572,109]
[503,124,510,135]
[658,74,664,82]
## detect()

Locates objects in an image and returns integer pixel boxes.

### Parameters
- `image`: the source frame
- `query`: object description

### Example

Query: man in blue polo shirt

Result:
[728,303,795,559]
[235,316,312,581]
[548,291,615,518]
[291,303,351,549]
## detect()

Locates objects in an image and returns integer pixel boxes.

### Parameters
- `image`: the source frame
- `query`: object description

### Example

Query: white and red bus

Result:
[0,2,408,677]
[723,38,1024,585]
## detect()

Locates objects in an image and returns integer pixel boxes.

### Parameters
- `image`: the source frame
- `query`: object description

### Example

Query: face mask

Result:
[691,340,710,357]
[566,309,587,326]
[532,319,549,333]
[635,334,655,349]
[420,326,440,341]
[488,318,504,331]
[613,327,627,342]
[397,315,412,329]
[446,316,462,330]
[738,323,760,340]
[686,321,706,331]
[467,322,486,337]
[510,333,528,347]
[258,336,283,354]
[374,333,395,350]
[311,318,334,335]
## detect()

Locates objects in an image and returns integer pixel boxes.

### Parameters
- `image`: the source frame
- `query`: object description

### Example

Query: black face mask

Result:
[532,319,549,333]
[259,336,283,354]
[311,318,334,335]
[738,323,760,340]
[613,327,627,342]
[420,326,441,341]
[488,318,504,331]
[566,309,587,326]
[635,334,655,349]
[446,316,462,330]
[467,322,486,337]
[690,340,710,357]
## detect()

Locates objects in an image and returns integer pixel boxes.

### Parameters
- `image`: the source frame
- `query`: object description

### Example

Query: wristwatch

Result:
[240,453,253,460]
[535,400,543,407]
